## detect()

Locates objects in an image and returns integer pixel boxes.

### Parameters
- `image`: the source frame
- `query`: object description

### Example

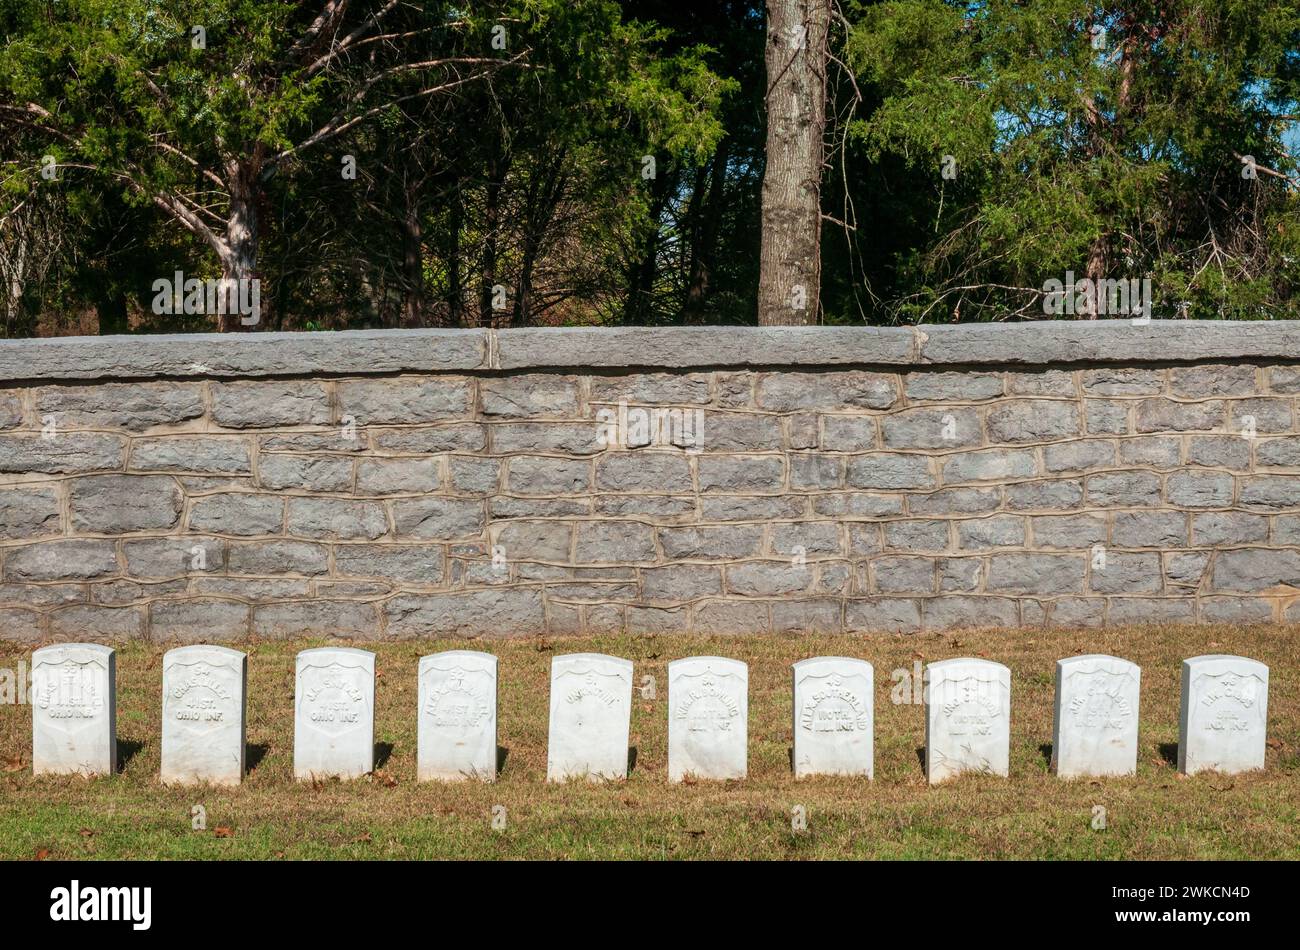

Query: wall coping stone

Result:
[3,320,1299,383]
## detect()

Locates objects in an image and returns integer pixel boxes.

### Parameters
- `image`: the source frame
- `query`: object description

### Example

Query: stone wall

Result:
[2,321,1299,642]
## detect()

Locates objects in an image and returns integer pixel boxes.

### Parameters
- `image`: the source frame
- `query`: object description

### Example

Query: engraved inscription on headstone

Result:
[162,645,247,786]
[294,647,375,781]
[792,657,873,779]
[32,643,117,777]
[546,653,633,782]
[668,656,747,782]
[418,650,497,782]
[1052,654,1140,779]
[925,658,1011,784]
[1179,654,1269,775]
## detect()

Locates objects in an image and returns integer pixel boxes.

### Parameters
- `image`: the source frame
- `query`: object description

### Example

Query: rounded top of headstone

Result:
[164,644,246,664]
[928,657,1010,674]
[1056,653,1138,671]
[419,649,497,671]
[793,656,872,673]
[1182,654,1267,672]
[552,652,633,672]
[32,642,114,661]
[296,647,375,668]
[669,656,747,675]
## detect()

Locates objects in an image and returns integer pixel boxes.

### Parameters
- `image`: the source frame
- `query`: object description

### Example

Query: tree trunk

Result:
[218,159,260,332]
[757,0,830,326]
[445,187,464,327]
[402,175,426,326]
[684,140,730,322]
[622,161,675,324]
[479,143,508,328]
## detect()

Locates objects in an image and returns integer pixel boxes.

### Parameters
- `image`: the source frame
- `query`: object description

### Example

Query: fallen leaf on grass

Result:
[370,769,398,788]
[213,826,234,838]
[77,828,95,838]
[534,637,553,653]
[1266,738,1284,750]
[3,755,24,773]
[34,848,50,861]
[622,797,638,808]
[353,832,372,844]
[684,830,705,838]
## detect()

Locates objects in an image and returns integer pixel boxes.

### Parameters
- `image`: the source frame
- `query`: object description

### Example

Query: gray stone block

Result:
[575,521,657,563]
[922,595,1019,629]
[1239,475,1300,509]
[905,371,1003,401]
[844,597,921,632]
[789,454,843,489]
[657,525,763,559]
[589,372,711,405]
[131,436,253,474]
[1043,439,1116,473]
[287,497,388,540]
[189,492,284,535]
[355,457,439,494]
[756,371,897,411]
[882,520,949,552]
[812,493,904,517]
[1031,513,1107,549]
[819,415,876,451]
[956,515,1025,549]
[253,600,379,639]
[228,540,329,576]
[36,382,204,431]
[871,556,935,594]
[383,588,545,637]
[692,599,771,635]
[371,424,486,453]
[1088,552,1161,594]
[0,487,61,539]
[1112,510,1188,548]
[1169,364,1257,397]
[150,599,250,642]
[1135,398,1224,433]
[1191,512,1268,546]
[1085,470,1162,507]
[480,374,578,417]
[211,380,330,427]
[1085,399,1129,434]
[48,605,144,641]
[1166,471,1235,508]
[390,497,483,540]
[846,453,933,490]
[986,553,1084,594]
[1211,548,1300,591]
[986,400,1080,442]
[641,564,723,601]
[124,537,226,578]
[1119,436,1181,467]
[1106,597,1194,624]
[881,407,982,449]
[506,455,590,494]
[447,456,500,494]
[697,412,783,452]
[69,475,182,533]
[1003,479,1084,511]
[335,377,473,425]
[771,598,842,634]
[0,433,125,474]
[596,452,692,492]
[261,454,354,492]
[769,521,842,556]
[490,422,603,455]
[909,487,999,515]
[941,448,1036,483]
[697,455,783,493]
[1081,367,1165,396]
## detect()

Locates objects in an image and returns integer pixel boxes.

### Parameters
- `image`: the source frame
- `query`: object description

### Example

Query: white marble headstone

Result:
[925,658,1011,784]
[546,653,633,782]
[418,650,497,782]
[792,657,873,779]
[162,645,247,786]
[31,643,116,777]
[1052,654,1140,779]
[668,657,747,782]
[294,647,375,781]
[1178,655,1269,775]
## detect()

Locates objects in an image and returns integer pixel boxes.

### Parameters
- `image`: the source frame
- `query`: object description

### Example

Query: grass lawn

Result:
[1,624,1297,860]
